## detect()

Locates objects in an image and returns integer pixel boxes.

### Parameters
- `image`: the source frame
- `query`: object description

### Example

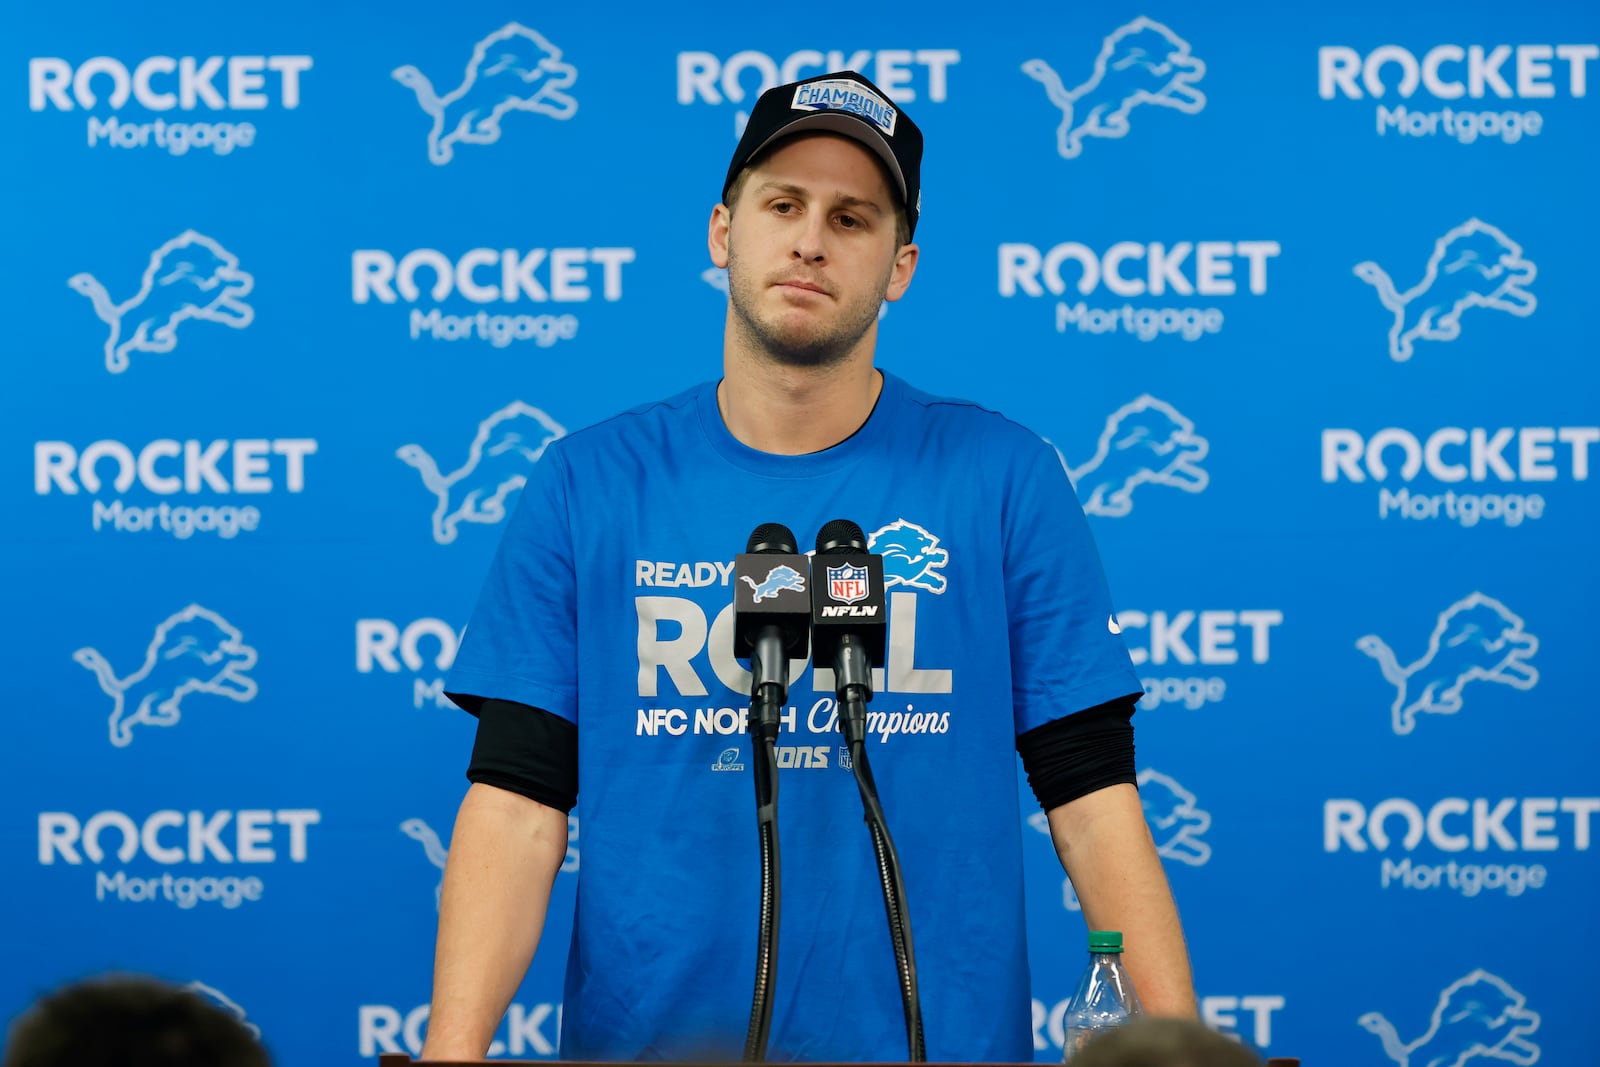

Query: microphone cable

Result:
[814,519,925,1062]
[743,692,781,1062]
[843,701,925,1062]
[735,522,808,1062]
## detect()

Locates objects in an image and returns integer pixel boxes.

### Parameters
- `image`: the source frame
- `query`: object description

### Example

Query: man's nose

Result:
[791,214,827,262]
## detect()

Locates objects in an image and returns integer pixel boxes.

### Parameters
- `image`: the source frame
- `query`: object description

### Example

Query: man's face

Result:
[712,134,918,368]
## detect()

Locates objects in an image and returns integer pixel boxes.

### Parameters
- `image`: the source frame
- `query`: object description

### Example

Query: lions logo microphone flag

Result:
[733,524,811,664]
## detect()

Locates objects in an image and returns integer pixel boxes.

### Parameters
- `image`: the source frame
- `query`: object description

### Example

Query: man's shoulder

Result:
[548,381,708,459]
[890,373,1053,456]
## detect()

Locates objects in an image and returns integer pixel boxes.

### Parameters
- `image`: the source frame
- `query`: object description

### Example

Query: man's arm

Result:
[1045,782,1197,1018]
[421,782,570,1059]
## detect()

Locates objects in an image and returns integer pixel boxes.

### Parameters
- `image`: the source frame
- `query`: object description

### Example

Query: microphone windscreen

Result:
[746,522,798,554]
[815,518,867,556]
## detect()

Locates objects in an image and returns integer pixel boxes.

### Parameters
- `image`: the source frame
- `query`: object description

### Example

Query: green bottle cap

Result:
[1088,930,1123,953]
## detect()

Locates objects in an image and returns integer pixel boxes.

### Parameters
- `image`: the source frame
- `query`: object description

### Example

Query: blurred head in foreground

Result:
[3,975,270,1067]
[1072,1018,1264,1067]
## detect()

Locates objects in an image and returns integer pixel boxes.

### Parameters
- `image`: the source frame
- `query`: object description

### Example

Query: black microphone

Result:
[733,523,810,740]
[732,522,808,1064]
[810,519,887,745]
[809,519,926,1061]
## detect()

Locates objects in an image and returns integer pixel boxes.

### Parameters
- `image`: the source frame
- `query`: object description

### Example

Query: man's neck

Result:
[718,336,884,456]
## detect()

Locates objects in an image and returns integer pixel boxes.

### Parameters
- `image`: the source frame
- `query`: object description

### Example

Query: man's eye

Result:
[839,215,860,228]
[773,202,795,214]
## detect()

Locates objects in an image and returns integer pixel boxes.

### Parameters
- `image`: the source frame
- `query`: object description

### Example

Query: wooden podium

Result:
[379,1056,1288,1065]
[377,1060,1023,1066]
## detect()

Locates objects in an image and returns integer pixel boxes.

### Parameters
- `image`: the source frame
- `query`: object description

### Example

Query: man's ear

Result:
[708,202,732,269]
[884,243,919,303]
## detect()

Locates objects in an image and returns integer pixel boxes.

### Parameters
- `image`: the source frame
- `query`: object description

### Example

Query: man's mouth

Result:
[775,278,829,296]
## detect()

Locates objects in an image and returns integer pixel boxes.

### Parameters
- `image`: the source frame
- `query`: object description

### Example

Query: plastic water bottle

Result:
[1061,930,1143,1061]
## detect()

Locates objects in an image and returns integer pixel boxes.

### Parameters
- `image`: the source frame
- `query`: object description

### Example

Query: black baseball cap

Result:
[722,70,923,237]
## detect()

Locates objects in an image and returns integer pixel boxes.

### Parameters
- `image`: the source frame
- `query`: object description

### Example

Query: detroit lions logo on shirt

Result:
[867,519,949,594]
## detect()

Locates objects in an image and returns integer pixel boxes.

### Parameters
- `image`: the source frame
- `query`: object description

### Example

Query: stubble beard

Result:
[726,243,889,370]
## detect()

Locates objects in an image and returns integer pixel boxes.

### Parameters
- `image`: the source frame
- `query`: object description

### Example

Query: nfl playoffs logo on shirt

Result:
[827,564,869,604]
[392,23,577,164]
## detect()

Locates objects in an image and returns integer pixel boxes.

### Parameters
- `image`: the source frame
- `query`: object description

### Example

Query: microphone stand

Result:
[836,637,926,1062]
[743,628,787,1063]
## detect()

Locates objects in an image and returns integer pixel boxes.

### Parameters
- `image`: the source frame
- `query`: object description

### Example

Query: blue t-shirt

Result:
[447,370,1140,1062]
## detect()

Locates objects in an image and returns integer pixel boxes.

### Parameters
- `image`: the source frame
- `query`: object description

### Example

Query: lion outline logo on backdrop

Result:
[68,231,254,374]
[1027,767,1210,911]
[1022,16,1206,159]
[1359,969,1541,1067]
[74,605,258,747]
[1356,592,1538,736]
[1353,219,1537,362]
[867,519,949,594]
[1137,768,1212,866]
[393,22,578,165]
[397,401,566,544]
[1068,395,1209,516]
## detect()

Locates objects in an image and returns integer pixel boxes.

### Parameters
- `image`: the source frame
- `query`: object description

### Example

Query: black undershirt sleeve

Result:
[1015,694,1140,811]
[462,692,1129,816]
[464,698,579,814]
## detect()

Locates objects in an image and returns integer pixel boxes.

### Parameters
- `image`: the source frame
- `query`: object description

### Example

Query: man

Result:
[1071,1019,1265,1067]
[3,975,270,1067]
[424,71,1195,1061]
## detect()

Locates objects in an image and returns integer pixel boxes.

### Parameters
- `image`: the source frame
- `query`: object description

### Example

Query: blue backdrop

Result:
[5,2,1597,1064]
